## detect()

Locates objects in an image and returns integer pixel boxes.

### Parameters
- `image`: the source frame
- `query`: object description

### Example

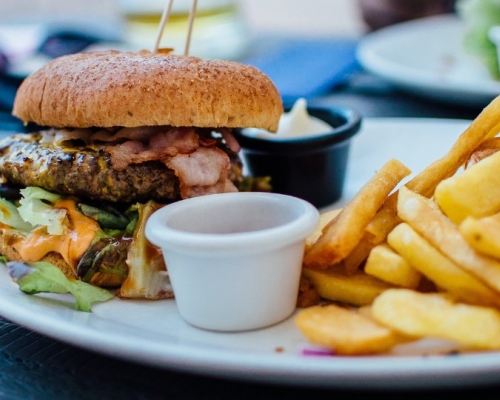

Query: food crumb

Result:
[296,276,320,308]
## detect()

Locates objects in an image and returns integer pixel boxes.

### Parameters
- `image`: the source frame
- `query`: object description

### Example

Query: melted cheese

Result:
[13,198,100,270]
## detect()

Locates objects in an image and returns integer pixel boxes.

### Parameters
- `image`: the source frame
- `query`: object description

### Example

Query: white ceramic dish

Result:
[357,15,500,107]
[4,118,500,390]
[145,192,319,331]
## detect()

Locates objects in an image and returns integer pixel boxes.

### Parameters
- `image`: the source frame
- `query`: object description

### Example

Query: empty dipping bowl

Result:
[145,192,319,332]
[233,105,362,208]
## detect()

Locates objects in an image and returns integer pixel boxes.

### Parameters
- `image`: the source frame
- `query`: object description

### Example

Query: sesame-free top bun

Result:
[12,50,283,131]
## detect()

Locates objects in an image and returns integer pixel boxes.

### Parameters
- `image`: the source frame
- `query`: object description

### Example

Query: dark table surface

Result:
[0,36,499,400]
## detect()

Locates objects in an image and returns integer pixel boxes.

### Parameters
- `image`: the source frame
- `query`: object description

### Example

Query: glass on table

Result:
[115,0,249,59]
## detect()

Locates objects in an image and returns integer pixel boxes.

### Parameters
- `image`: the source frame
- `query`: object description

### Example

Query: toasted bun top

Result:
[12,50,283,131]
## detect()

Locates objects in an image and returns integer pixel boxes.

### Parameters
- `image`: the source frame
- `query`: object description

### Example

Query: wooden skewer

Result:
[153,0,198,56]
[153,0,175,53]
[184,0,198,55]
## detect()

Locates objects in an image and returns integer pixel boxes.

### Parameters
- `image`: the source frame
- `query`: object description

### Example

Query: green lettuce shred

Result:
[0,197,33,231]
[5,260,114,312]
[457,0,500,79]
[17,187,66,235]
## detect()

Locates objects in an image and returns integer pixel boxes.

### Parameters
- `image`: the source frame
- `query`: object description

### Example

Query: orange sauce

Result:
[13,199,99,270]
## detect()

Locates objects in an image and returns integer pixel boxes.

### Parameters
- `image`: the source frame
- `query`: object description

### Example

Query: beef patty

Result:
[0,133,180,203]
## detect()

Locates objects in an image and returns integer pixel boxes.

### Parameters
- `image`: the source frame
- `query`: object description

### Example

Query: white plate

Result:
[357,15,500,107]
[2,118,500,390]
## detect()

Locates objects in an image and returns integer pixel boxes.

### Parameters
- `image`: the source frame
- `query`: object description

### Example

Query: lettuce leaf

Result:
[457,0,500,79]
[6,260,114,312]
[17,187,67,235]
[0,197,33,231]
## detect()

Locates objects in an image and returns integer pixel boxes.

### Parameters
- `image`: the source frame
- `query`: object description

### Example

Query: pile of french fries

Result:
[295,95,500,355]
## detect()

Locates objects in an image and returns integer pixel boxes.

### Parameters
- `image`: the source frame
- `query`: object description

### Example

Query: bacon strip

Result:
[103,126,237,198]
[54,128,93,146]
[93,126,168,143]
[106,128,200,171]
[165,146,237,198]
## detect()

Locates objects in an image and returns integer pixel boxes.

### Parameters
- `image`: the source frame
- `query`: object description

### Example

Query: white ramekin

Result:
[145,192,319,331]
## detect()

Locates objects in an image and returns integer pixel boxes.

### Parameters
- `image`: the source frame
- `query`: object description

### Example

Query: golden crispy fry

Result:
[306,211,371,275]
[364,243,421,289]
[434,150,500,224]
[303,159,411,269]
[397,186,500,293]
[460,213,500,260]
[302,267,393,306]
[466,137,500,166]
[406,95,500,198]
[372,289,500,350]
[388,223,500,308]
[364,94,500,243]
[304,208,341,252]
[357,304,375,318]
[342,236,374,274]
[295,304,411,355]
[298,96,500,356]
[364,195,399,244]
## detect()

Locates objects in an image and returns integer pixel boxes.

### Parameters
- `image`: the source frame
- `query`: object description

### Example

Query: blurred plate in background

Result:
[357,15,500,108]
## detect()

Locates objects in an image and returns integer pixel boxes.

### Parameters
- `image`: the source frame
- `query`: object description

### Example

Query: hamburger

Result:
[0,50,283,300]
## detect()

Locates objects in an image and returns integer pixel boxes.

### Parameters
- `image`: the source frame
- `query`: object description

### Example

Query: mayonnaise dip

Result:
[243,98,333,139]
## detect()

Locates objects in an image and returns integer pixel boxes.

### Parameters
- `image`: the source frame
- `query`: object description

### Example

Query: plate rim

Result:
[2,118,500,390]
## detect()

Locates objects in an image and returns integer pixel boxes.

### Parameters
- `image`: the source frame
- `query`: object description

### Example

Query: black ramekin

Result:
[233,105,362,208]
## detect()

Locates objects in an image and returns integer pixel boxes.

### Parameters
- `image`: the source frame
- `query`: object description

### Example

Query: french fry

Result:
[466,137,500,166]
[365,94,500,242]
[397,186,500,294]
[296,95,500,356]
[304,208,341,252]
[295,304,411,355]
[372,289,500,351]
[342,236,374,274]
[306,213,374,276]
[406,94,500,197]
[388,223,500,308]
[364,195,399,244]
[460,213,500,260]
[364,243,421,289]
[434,150,500,224]
[302,267,393,307]
[303,159,411,269]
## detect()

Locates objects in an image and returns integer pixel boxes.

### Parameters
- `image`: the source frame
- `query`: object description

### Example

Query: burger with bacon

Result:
[0,50,283,300]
